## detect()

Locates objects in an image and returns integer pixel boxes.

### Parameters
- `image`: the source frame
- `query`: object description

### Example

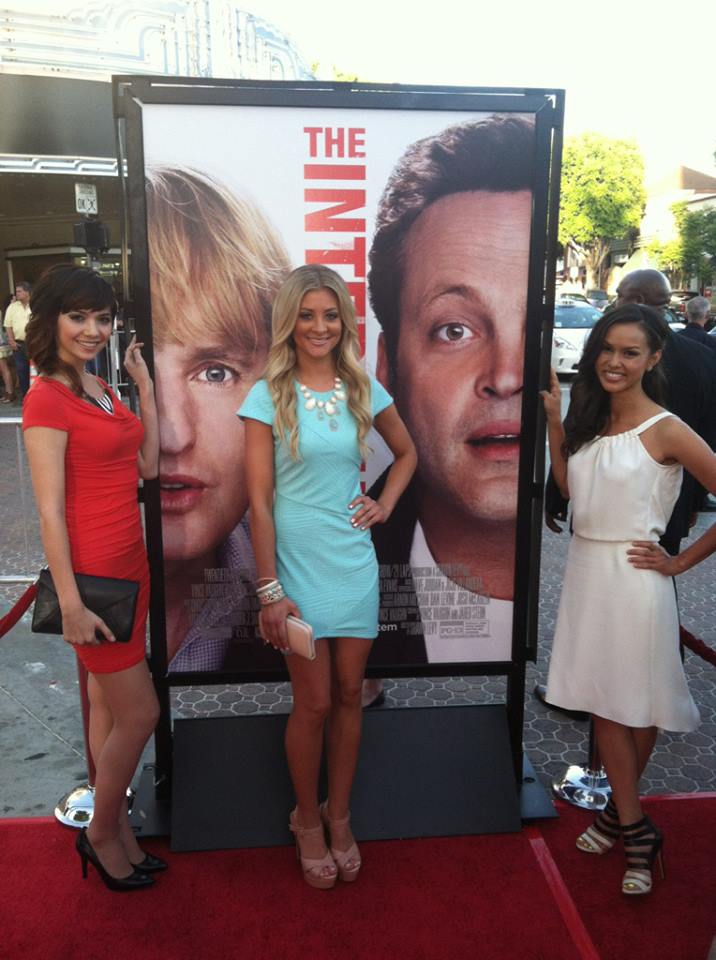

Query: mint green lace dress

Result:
[239,378,393,640]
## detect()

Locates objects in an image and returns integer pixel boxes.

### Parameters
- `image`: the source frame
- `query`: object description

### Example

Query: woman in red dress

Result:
[23,264,162,892]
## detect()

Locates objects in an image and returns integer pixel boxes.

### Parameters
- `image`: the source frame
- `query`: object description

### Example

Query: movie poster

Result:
[137,99,539,676]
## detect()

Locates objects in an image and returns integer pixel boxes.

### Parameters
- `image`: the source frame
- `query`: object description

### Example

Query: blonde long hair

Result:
[146,166,290,352]
[265,265,372,459]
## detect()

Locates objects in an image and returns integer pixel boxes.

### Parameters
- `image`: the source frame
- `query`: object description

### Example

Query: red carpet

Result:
[1,796,713,960]
[537,796,716,960]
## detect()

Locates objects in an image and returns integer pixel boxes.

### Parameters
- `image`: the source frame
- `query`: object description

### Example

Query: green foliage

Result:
[560,132,646,245]
[647,238,683,275]
[653,203,716,285]
[678,205,716,284]
[559,133,646,285]
[331,66,360,83]
[310,63,362,82]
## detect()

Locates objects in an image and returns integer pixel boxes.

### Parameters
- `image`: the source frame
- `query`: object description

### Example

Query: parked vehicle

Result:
[586,289,609,311]
[552,333,582,376]
[551,301,602,376]
[670,290,699,315]
[556,291,589,305]
[665,306,685,331]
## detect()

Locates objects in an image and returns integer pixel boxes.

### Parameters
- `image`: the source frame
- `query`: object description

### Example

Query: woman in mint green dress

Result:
[240,265,416,889]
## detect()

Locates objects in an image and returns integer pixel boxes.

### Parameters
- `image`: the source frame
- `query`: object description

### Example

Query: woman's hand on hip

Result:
[259,597,301,653]
[348,495,388,530]
[627,541,678,577]
[61,604,115,646]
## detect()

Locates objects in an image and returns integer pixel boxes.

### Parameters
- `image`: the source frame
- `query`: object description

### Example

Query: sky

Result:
[15,0,716,183]
[245,0,715,183]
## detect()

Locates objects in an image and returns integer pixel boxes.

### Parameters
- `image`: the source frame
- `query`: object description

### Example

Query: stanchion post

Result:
[551,717,611,810]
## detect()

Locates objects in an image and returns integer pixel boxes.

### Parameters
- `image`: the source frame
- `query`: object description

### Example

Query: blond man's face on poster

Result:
[155,329,267,566]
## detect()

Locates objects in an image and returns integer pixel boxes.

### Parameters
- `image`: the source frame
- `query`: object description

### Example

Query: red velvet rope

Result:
[680,625,716,668]
[0,583,38,638]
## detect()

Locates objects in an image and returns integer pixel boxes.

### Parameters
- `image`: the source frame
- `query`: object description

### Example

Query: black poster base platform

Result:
[521,754,557,821]
[130,763,171,837]
[171,705,534,852]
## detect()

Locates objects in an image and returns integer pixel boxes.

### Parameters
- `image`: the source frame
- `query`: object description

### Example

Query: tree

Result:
[649,203,716,287]
[559,133,646,288]
[646,237,684,283]
[676,204,716,286]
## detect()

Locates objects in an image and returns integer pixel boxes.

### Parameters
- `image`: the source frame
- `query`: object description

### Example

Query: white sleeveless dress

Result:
[545,411,700,731]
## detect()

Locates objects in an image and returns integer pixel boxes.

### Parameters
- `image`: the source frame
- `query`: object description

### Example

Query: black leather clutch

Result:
[32,568,139,644]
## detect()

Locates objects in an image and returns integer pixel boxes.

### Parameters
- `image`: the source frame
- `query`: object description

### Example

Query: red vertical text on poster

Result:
[303,127,366,353]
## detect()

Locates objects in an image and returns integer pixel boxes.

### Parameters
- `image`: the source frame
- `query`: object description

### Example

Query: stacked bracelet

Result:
[256,579,286,605]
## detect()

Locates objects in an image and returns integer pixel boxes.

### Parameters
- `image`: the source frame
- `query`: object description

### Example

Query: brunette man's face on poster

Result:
[380,189,531,525]
[155,317,267,564]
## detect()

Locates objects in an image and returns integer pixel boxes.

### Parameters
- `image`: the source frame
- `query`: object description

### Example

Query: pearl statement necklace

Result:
[299,377,346,431]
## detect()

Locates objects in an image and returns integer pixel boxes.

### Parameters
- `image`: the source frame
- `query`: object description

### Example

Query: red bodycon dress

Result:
[23,378,150,673]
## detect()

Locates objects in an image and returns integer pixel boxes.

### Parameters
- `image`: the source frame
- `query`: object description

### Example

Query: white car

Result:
[551,301,602,377]
[552,333,582,375]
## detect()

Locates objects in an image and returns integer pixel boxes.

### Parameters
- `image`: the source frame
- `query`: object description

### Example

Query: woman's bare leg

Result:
[633,725,658,779]
[87,676,146,863]
[285,639,331,817]
[86,661,159,877]
[86,677,138,858]
[325,637,372,855]
[593,715,657,825]
[0,358,14,399]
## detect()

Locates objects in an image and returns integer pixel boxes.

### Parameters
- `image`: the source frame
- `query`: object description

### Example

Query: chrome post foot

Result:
[55,783,135,827]
[54,782,95,828]
[552,763,611,810]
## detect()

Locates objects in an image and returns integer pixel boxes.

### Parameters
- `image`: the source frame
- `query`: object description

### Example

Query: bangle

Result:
[256,580,286,605]
[258,586,285,605]
[256,577,276,585]
[256,579,280,595]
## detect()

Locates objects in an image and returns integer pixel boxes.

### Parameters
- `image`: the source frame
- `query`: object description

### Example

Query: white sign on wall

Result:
[74,182,98,214]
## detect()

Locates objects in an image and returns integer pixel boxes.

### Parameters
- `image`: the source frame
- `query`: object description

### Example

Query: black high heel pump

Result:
[131,851,168,874]
[76,828,155,892]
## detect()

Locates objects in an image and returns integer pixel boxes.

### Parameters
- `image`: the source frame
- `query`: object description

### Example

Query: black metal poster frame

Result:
[114,77,563,789]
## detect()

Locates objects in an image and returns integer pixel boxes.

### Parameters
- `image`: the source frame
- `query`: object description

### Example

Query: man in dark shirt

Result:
[679,296,716,352]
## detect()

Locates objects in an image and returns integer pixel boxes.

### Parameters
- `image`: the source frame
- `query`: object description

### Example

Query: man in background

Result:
[3,282,32,396]
[679,296,716,352]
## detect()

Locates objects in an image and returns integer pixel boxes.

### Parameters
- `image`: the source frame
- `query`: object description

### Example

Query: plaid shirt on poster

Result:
[168,518,257,672]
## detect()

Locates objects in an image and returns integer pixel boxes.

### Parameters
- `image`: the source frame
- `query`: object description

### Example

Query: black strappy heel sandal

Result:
[621,815,665,896]
[575,797,621,854]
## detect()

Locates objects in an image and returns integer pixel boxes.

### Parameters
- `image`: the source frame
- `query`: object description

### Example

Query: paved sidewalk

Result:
[2,397,715,817]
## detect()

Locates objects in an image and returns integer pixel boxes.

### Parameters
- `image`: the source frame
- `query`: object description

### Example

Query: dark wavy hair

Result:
[25,264,117,396]
[563,303,669,455]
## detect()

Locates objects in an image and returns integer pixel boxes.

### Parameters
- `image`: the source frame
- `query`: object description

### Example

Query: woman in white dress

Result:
[542,303,716,896]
